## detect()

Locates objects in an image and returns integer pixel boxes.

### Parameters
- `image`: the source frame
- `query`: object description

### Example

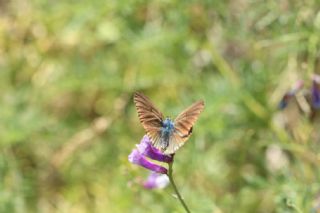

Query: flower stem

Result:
[167,162,191,213]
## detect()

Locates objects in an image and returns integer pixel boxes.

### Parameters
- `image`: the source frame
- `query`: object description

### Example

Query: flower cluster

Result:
[128,135,173,174]
[128,135,191,212]
[279,75,320,111]
[278,80,304,109]
[128,135,173,189]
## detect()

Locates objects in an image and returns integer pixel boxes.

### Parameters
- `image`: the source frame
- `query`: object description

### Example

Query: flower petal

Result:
[136,135,173,163]
[312,75,320,108]
[143,172,169,189]
[128,149,168,174]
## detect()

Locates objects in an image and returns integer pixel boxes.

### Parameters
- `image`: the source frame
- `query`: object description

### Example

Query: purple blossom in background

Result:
[128,135,174,174]
[312,75,320,109]
[279,80,304,109]
[143,172,169,189]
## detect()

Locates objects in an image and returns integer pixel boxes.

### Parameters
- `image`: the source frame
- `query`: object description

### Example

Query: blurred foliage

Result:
[1,0,320,212]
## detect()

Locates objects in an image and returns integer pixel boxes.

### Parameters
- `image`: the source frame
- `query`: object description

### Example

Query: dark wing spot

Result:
[181,126,193,138]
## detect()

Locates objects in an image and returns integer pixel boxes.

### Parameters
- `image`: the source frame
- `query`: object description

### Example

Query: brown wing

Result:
[173,100,204,143]
[133,92,164,145]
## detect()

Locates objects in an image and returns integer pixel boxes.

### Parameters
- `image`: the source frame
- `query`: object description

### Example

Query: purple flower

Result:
[143,172,169,189]
[128,149,168,174]
[312,75,320,109]
[128,135,174,174]
[136,135,173,163]
[279,80,304,109]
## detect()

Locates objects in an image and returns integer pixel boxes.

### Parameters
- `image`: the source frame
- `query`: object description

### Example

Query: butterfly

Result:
[133,92,204,154]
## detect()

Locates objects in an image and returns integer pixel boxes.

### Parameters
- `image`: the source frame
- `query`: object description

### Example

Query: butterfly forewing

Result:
[162,100,204,154]
[173,100,205,142]
[133,92,163,148]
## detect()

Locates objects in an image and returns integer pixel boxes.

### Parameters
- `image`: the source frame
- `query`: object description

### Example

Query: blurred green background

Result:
[1,0,320,212]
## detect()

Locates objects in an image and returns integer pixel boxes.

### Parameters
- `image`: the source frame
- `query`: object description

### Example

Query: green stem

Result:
[167,162,191,213]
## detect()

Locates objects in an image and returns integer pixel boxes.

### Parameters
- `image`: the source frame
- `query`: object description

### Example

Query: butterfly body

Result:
[134,92,204,154]
[159,118,175,150]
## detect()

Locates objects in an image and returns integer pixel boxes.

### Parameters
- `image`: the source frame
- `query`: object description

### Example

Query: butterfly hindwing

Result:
[133,92,163,149]
[163,132,184,154]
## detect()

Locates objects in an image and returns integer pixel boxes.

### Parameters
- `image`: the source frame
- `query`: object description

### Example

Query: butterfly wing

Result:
[164,100,205,154]
[133,92,164,148]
